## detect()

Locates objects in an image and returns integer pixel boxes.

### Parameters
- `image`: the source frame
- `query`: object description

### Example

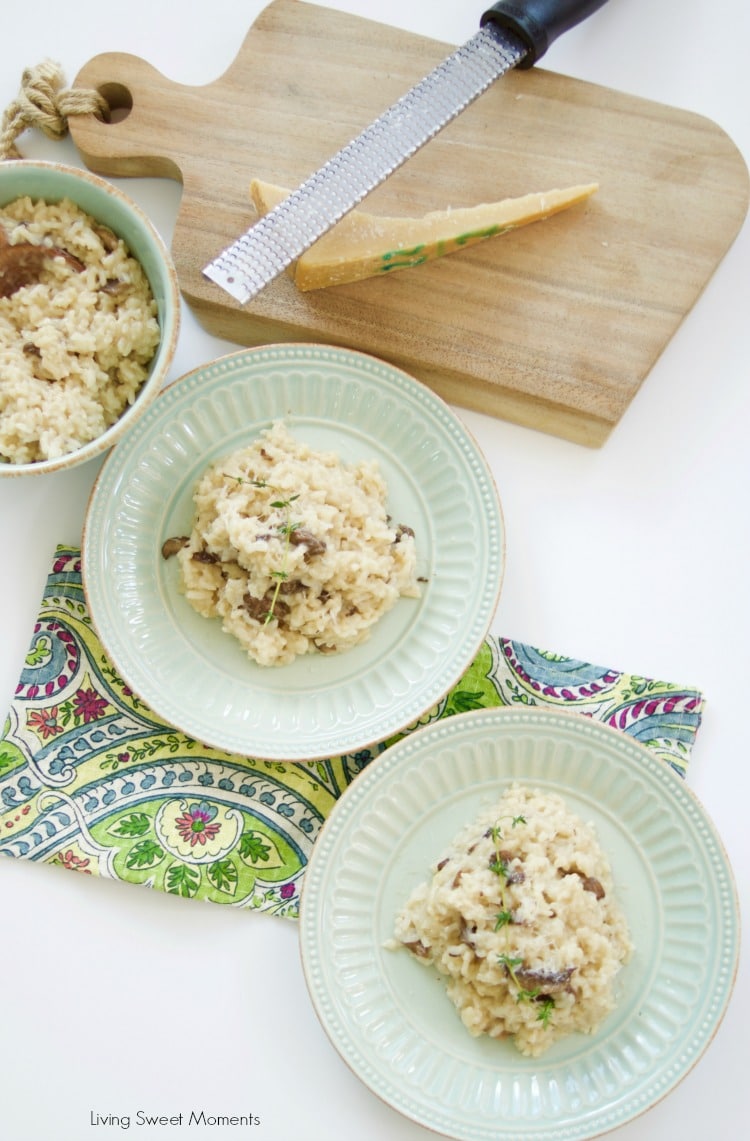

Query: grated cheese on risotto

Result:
[168,421,421,667]
[393,784,632,1057]
[0,196,160,464]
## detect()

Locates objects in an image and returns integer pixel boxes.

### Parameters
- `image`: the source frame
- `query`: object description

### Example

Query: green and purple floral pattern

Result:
[0,547,705,918]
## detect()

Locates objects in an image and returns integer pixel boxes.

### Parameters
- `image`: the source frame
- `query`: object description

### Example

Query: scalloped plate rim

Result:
[81,343,504,761]
[299,706,740,1141]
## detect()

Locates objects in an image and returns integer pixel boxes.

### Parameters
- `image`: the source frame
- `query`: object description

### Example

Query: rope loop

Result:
[1,59,109,160]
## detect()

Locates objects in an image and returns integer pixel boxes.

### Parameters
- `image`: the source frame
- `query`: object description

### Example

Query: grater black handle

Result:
[481,0,610,67]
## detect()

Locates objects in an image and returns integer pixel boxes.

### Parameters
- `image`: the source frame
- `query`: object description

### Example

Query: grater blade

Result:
[202,23,526,304]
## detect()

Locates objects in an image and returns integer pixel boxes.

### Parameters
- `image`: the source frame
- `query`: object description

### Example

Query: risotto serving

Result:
[165,421,421,667]
[393,784,632,1057]
[0,195,160,464]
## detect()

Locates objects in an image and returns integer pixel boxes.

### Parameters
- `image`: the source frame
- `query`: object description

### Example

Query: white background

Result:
[0,2,747,1139]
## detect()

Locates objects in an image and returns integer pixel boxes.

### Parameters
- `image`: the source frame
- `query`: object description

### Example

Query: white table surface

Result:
[1,2,747,1139]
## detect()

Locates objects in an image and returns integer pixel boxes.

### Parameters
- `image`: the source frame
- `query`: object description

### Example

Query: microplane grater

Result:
[203,1,609,304]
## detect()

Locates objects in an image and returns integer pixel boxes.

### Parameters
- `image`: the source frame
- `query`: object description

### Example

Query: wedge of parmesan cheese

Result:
[249,179,598,291]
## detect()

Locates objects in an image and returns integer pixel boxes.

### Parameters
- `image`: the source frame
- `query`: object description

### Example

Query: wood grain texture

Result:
[69,0,749,446]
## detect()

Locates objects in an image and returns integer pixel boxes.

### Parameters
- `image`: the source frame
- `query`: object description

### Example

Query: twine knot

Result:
[1,59,108,160]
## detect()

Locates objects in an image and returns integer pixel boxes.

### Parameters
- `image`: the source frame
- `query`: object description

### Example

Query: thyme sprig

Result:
[489,813,556,1028]
[264,493,301,624]
[535,995,556,1027]
[231,474,301,625]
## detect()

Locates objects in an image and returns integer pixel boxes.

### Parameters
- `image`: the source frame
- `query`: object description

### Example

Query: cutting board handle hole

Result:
[95,82,133,125]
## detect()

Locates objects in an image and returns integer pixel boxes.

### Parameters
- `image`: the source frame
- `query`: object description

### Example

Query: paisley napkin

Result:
[0,546,705,918]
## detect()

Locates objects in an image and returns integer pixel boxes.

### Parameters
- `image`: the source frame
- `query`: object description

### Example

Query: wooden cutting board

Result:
[69,0,749,446]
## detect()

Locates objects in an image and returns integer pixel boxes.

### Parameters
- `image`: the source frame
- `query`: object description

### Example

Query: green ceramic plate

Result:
[300,707,739,1141]
[82,344,504,760]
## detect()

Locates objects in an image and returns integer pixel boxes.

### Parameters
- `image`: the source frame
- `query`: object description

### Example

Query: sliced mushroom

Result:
[91,223,120,252]
[161,536,189,559]
[0,242,84,298]
[580,875,605,900]
[505,866,526,886]
[288,527,326,561]
[558,866,606,900]
[512,966,575,994]
[100,278,132,297]
[312,640,338,654]
[278,578,307,595]
[404,940,430,959]
[242,593,290,622]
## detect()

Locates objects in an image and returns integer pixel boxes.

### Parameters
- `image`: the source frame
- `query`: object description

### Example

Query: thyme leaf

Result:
[536,996,556,1026]
[490,812,554,1029]
[230,478,302,626]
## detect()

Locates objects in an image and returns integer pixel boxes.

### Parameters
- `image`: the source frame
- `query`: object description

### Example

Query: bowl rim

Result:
[0,158,181,478]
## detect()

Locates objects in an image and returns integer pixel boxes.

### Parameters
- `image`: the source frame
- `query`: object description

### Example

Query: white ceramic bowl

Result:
[0,159,180,477]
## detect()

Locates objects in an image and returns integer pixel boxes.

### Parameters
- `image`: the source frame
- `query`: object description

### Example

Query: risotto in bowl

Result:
[0,160,180,476]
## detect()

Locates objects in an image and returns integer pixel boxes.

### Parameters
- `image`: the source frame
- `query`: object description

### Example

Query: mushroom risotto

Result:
[0,196,160,464]
[393,784,632,1057]
[167,421,421,667]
